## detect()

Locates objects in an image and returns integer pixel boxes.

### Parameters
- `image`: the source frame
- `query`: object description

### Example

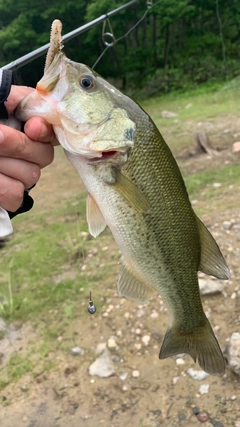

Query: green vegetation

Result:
[0,0,240,94]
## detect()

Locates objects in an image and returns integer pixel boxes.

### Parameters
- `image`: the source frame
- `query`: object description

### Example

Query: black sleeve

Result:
[0,69,34,219]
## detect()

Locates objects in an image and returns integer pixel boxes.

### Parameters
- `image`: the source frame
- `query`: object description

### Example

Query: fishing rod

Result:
[2,0,140,71]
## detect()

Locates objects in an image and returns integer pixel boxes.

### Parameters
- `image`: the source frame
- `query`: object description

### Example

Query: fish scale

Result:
[15,20,230,375]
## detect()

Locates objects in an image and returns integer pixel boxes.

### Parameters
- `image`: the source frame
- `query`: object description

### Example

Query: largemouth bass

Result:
[16,20,230,375]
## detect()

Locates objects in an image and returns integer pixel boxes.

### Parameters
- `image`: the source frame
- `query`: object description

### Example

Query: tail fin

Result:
[159,319,225,375]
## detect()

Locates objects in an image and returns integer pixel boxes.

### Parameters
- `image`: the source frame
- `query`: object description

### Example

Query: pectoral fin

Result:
[118,261,156,303]
[111,171,150,213]
[86,194,107,238]
[197,217,230,280]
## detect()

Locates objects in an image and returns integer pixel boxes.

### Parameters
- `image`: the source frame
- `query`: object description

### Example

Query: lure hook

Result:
[88,291,97,314]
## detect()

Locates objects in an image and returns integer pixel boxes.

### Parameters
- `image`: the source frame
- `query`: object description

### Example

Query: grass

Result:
[0,80,239,387]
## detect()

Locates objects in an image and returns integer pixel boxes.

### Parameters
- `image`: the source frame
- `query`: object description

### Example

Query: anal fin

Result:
[197,216,230,280]
[118,261,156,303]
[86,194,107,238]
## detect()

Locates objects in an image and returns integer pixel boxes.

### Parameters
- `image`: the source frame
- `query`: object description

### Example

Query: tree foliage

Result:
[0,0,239,95]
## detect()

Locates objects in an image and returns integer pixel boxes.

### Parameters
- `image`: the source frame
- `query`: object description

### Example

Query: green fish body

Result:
[16,30,229,375]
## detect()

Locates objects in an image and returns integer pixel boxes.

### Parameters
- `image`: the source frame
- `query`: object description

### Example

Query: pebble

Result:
[231,395,237,401]
[232,141,240,153]
[199,278,224,295]
[107,337,117,349]
[122,385,128,391]
[199,384,210,395]
[70,347,85,356]
[172,376,180,385]
[132,370,140,378]
[96,343,107,355]
[134,343,142,350]
[223,220,233,230]
[136,309,146,318]
[187,368,209,381]
[135,328,141,335]
[124,312,130,319]
[213,183,222,188]
[119,373,128,381]
[196,411,209,422]
[150,311,159,318]
[227,332,240,376]
[161,110,177,118]
[142,335,151,346]
[89,348,115,378]
[116,330,122,337]
[176,358,185,365]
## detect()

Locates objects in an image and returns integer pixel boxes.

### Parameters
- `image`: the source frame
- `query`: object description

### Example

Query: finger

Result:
[0,157,40,190]
[0,125,54,168]
[5,85,34,116]
[24,117,59,145]
[0,173,24,212]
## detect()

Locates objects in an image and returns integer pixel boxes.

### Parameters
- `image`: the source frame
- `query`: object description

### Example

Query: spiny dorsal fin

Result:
[196,216,230,280]
[118,261,156,303]
[86,194,107,238]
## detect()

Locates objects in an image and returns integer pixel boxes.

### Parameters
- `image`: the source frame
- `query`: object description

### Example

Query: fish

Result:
[15,20,230,375]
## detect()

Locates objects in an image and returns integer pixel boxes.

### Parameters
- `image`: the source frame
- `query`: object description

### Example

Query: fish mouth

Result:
[88,150,118,162]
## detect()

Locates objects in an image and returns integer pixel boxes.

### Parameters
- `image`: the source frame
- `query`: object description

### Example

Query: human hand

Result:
[0,85,56,212]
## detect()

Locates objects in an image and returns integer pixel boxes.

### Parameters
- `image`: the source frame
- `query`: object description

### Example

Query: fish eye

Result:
[80,75,95,89]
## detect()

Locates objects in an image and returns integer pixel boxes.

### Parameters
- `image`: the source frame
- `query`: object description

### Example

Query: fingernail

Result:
[0,129,4,143]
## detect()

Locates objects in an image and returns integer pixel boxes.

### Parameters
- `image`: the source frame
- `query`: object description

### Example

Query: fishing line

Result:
[92,0,161,69]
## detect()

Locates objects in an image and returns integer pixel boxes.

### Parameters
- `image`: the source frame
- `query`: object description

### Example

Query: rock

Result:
[232,141,240,153]
[70,347,85,356]
[107,337,117,349]
[89,348,115,378]
[199,278,224,296]
[185,103,192,109]
[235,421,240,427]
[161,110,177,118]
[142,335,150,346]
[187,368,209,380]
[213,182,222,188]
[132,370,140,378]
[227,332,240,375]
[199,384,210,394]
[222,220,233,230]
